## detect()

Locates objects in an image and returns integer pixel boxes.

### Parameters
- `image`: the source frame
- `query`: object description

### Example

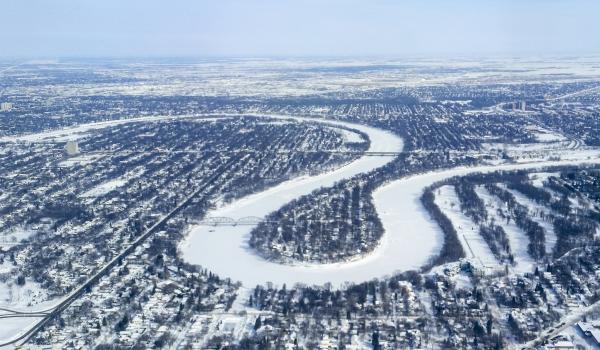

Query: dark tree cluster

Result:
[421,188,466,266]
[484,184,546,260]
[455,179,488,224]
[250,181,384,264]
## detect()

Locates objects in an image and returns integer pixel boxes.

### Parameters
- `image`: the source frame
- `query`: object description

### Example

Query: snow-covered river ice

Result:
[181,115,600,287]
[8,114,599,288]
[180,116,405,287]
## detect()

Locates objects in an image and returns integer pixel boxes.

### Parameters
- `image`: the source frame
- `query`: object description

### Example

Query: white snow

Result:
[475,186,536,274]
[501,184,559,256]
[0,226,36,248]
[434,185,498,269]
[0,277,60,343]
[335,128,365,144]
[58,153,104,167]
[524,125,567,143]
[181,113,600,287]
[528,172,560,187]
[0,280,54,312]
[180,115,404,287]
[80,169,144,198]
[80,178,129,198]
[0,316,43,344]
[6,113,600,289]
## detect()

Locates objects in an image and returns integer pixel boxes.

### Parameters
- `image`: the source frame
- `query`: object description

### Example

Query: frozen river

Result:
[180,116,404,287]
[5,113,600,288]
[12,114,598,288]
[181,116,600,287]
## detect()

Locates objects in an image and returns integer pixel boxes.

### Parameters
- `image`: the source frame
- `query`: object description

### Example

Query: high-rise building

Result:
[521,101,526,111]
[0,102,13,111]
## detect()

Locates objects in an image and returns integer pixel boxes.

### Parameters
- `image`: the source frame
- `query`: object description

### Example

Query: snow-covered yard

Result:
[0,226,36,249]
[80,169,144,198]
[525,125,567,143]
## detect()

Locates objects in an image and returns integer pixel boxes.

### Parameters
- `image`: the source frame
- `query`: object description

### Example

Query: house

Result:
[577,321,600,346]
[545,335,575,350]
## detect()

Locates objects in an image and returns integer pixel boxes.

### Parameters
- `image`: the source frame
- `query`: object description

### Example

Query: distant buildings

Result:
[65,141,80,156]
[510,101,527,112]
[0,102,13,111]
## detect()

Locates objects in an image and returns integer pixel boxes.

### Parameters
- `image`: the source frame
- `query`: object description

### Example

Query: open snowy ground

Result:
[0,226,37,249]
[335,128,366,144]
[58,153,104,167]
[524,125,568,143]
[0,277,59,344]
[0,317,43,344]
[80,168,144,198]
[434,185,498,270]
[475,185,536,274]
[500,183,559,256]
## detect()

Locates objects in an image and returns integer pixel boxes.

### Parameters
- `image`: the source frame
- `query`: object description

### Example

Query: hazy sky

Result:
[2,0,599,58]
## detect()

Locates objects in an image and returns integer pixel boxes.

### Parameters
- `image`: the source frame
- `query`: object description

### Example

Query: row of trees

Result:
[484,184,546,260]
[421,188,465,266]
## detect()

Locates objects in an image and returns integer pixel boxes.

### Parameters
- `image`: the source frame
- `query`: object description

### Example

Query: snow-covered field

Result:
[525,125,567,143]
[80,178,129,198]
[80,169,144,198]
[0,277,58,343]
[0,317,43,344]
[0,226,36,249]
[528,172,559,187]
[475,186,536,273]
[434,185,499,269]
[335,128,366,144]
[435,185,498,268]
[58,153,104,167]
[501,183,559,256]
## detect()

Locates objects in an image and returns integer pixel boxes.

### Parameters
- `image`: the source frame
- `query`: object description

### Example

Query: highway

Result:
[0,158,238,348]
